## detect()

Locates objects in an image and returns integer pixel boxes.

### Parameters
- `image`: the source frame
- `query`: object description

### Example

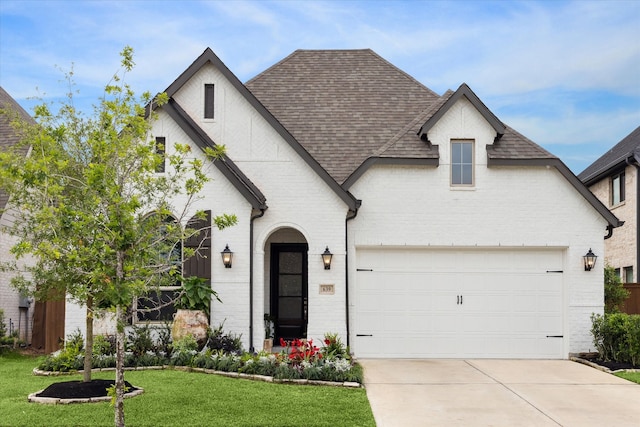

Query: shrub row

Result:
[591,313,640,366]
[37,327,362,383]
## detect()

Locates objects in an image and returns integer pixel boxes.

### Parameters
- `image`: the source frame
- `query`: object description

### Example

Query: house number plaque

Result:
[319,284,335,295]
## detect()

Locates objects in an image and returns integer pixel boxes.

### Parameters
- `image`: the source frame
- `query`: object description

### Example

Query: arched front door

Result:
[270,243,308,340]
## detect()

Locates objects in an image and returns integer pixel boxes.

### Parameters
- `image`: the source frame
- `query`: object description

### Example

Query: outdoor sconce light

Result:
[583,248,597,271]
[221,244,233,268]
[322,246,333,270]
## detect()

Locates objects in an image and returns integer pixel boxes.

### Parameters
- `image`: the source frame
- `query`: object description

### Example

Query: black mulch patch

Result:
[37,380,138,399]
[581,356,640,371]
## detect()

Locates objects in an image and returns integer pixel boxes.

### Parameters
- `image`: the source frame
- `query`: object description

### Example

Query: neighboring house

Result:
[579,126,640,284]
[0,88,38,346]
[61,48,620,359]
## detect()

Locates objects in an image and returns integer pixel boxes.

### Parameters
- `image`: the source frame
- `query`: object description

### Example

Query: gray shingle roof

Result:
[578,125,640,185]
[246,49,557,184]
[246,49,441,184]
[487,125,556,160]
[0,87,33,211]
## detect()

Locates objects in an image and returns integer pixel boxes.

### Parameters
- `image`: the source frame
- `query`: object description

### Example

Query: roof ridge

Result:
[245,50,304,86]
[364,50,440,98]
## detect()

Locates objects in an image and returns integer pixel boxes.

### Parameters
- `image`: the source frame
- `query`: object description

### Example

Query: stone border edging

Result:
[32,366,362,389]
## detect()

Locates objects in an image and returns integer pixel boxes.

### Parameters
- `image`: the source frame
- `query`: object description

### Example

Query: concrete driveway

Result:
[360,359,640,427]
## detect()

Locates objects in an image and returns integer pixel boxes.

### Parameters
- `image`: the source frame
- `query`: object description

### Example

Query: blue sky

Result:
[1,0,639,174]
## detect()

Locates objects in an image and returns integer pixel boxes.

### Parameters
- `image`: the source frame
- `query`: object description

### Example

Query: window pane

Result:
[462,164,472,184]
[452,164,462,185]
[137,289,179,322]
[155,137,165,173]
[204,84,214,119]
[612,175,621,204]
[624,267,633,283]
[279,275,302,296]
[452,143,462,163]
[279,297,301,318]
[462,143,472,163]
[279,252,302,274]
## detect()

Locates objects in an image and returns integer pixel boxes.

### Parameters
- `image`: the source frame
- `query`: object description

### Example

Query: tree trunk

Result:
[114,304,126,427]
[83,295,94,383]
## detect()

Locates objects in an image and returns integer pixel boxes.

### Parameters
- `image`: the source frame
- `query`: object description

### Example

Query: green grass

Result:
[0,352,375,427]
[615,371,640,384]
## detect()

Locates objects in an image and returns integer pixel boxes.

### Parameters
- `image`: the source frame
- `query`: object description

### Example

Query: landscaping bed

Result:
[35,325,363,401]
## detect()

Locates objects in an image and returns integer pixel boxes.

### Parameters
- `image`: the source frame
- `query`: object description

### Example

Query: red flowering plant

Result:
[320,333,350,360]
[279,338,322,365]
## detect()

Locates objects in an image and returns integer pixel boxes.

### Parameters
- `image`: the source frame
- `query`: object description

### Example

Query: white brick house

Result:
[62,48,620,359]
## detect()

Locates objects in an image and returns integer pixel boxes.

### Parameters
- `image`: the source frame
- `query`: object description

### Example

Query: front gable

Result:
[158,48,358,212]
[418,83,505,145]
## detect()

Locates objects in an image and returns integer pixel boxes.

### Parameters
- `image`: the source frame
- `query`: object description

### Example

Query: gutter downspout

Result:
[345,205,360,347]
[249,208,266,353]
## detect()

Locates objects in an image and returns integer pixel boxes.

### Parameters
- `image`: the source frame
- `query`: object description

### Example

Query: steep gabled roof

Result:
[161,48,359,211]
[578,125,640,185]
[418,83,506,142]
[163,99,267,211]
[246,49,441,185]
[0,87,33,212]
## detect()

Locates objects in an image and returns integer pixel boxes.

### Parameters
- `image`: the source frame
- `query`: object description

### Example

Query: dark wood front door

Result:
[270,243,308,340]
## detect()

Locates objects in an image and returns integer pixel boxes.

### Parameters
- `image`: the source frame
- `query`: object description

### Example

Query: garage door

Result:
[354,248,564,359]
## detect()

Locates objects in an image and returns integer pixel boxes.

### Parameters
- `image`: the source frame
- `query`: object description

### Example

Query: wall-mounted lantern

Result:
[221,244,233,268]
[322,246,333,270]
[583,248,597,271]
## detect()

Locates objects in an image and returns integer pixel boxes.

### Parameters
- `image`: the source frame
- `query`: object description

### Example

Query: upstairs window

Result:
[451,140,474,186]
[624,266,634,283]
[204,84,215,119]
[155,137,165,173]
[611,171,625,205]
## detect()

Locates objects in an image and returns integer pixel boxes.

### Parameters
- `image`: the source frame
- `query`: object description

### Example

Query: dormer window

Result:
[204,84,215,119]
[451,140,474,186]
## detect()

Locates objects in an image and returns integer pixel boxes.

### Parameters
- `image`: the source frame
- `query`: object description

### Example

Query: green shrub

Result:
[604,266,630,313]
[65,328,84,353]
[206,323,243,354]
[92,334,115,356]
[591,312,640,365]
[127,324,154,357]
[38,329,86,372]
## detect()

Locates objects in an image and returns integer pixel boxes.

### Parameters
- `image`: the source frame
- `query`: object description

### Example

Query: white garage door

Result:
[354,248,564,359]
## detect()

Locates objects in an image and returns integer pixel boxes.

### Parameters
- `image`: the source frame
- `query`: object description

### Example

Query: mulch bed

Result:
[37,380,138,399]
[578,353,640,371]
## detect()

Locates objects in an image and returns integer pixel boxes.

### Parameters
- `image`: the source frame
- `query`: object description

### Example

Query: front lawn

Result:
[615,371,640,385]
[0,352,375,427]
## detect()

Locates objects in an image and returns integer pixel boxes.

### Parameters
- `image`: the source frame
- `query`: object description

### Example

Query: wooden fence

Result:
[623,283,640,315]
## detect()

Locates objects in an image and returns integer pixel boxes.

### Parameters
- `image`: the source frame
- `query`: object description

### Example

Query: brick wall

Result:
[589,164,637,282]
[0,209,34,343]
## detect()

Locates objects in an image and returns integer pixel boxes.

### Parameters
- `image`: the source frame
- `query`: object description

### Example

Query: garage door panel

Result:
[355,248,564,358]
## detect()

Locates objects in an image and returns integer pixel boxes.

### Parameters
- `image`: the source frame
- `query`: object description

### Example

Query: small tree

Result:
[0,47,236,427]
[604,265,630,313]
